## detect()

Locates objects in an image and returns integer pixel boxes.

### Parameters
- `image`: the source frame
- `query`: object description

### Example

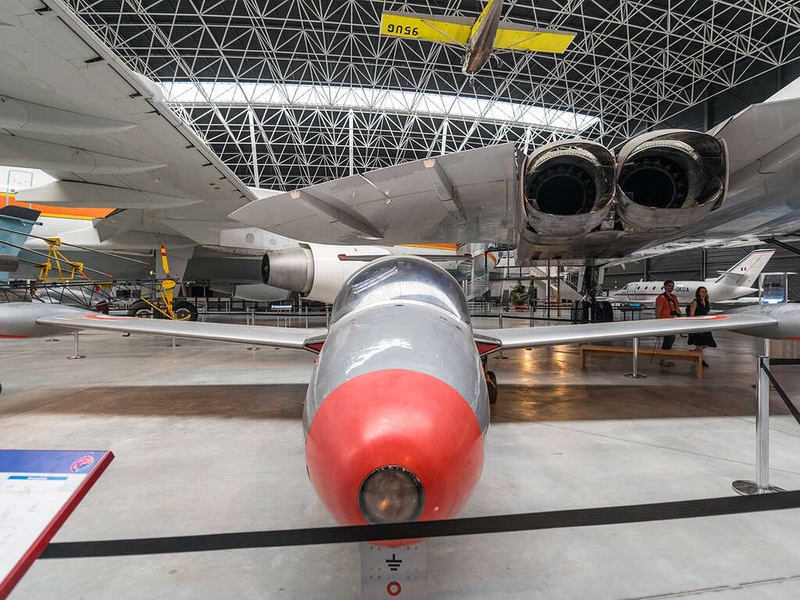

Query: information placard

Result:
[0,449,114,599]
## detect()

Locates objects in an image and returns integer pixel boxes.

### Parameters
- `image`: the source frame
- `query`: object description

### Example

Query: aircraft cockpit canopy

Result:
[330,255,471,325]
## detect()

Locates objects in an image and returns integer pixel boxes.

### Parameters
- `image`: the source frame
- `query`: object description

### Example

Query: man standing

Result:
[655,279,681,367]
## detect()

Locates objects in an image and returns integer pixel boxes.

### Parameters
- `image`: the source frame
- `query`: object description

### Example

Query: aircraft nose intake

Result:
[304,369,484,527]
[359,465,424,524]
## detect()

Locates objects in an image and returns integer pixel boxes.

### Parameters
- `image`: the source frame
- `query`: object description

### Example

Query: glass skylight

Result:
[161,81,599,133]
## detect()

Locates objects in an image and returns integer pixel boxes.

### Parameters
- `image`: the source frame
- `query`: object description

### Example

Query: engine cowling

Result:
[262,243,391,304]
[615,130,727,232]
[261,245,315,293]
[514,130,729,264]
[521,139,616,236]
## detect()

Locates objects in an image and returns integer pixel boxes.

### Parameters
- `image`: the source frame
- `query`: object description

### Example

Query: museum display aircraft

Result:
[3,255,800,531]
[379,0,575,75]
[5,2,800,593]
[2,0,800,301]
[608,249,775,305]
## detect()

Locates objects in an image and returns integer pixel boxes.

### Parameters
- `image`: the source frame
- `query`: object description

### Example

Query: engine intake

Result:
[521,140,615,236]
[616,130,727,232]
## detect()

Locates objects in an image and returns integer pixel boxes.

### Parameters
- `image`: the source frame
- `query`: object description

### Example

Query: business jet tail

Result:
[714,249,775,288]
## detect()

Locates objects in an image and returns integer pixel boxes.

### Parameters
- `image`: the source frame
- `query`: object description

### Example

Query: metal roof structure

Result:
[66,1,800,190]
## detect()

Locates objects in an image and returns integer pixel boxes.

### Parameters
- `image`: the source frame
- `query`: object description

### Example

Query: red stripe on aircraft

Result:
[83,314,130,320]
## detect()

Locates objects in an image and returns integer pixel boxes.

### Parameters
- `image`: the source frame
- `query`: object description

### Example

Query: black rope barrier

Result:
[768,358,800,366]
[761,361,800,426]
[41,490,800,559]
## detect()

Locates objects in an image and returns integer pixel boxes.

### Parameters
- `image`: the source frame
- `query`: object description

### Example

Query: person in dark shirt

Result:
[687,286,716,368]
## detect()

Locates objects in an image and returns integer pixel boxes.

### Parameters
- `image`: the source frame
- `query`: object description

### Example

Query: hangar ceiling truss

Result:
[65,0,800,190]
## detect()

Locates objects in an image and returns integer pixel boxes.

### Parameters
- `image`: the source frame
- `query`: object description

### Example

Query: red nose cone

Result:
[305,369,484,526]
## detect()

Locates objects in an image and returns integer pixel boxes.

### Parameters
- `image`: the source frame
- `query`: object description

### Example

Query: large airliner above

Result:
[608,249,776,305]
[379,0,575,75]
[3,0,800,296]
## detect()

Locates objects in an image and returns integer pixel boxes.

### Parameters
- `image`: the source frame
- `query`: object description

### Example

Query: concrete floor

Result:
[3,314,800,599]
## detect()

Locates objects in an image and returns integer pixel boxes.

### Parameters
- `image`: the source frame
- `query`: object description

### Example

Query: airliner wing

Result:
[711,84,800,195]
[478,314,776,350]
[36,312,324,350]
[229,143,518,245]
[1,0,255,245]
[380,11,473,46]
[636,79,800,251]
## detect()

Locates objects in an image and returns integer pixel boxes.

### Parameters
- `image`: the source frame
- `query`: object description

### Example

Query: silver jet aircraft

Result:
[2,255,799,530]
[3,0,800,543]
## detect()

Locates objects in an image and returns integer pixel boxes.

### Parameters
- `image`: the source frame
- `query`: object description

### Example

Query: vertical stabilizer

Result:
[714,249,775,288]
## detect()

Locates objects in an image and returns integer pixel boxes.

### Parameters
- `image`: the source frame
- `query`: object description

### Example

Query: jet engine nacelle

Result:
[521,139,616,236]
[616,130,727,232]
[262,243,392,304]
[515,131,729,263]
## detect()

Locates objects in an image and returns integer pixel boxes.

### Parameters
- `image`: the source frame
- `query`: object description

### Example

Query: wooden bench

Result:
[579,345,705,378]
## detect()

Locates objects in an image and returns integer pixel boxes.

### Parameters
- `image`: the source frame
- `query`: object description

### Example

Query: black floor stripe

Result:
[41,490,800,559]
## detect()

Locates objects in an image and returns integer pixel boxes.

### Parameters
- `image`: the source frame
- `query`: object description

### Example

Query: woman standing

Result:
[687,286,716,367]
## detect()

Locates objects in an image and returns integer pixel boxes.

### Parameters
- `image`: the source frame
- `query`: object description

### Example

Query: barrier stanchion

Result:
[625,337,645,378]
[67,332,85,360]
[733,339,784,495]
[496,313,507,359]
[247,307,260,351]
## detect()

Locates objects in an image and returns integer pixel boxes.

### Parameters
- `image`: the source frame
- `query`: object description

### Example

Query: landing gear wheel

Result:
[172,300,198,322]
[486,370,498,405]
[128,300,155,318]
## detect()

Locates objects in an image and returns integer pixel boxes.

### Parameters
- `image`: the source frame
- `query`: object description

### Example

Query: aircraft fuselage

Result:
[463,0,504,74]
[610,281,757,305]
[302,256,490,527]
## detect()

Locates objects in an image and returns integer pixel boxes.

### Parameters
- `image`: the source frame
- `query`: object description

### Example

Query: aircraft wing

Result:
[1,0,256,245]
[30,306,791,352]
[493,23,576,53]
[631,78,800,255]
[478,314,776,350]
[711,85,800,195]
[380,11,473,46]
[229,143,518,245]
[36,312,324,350]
